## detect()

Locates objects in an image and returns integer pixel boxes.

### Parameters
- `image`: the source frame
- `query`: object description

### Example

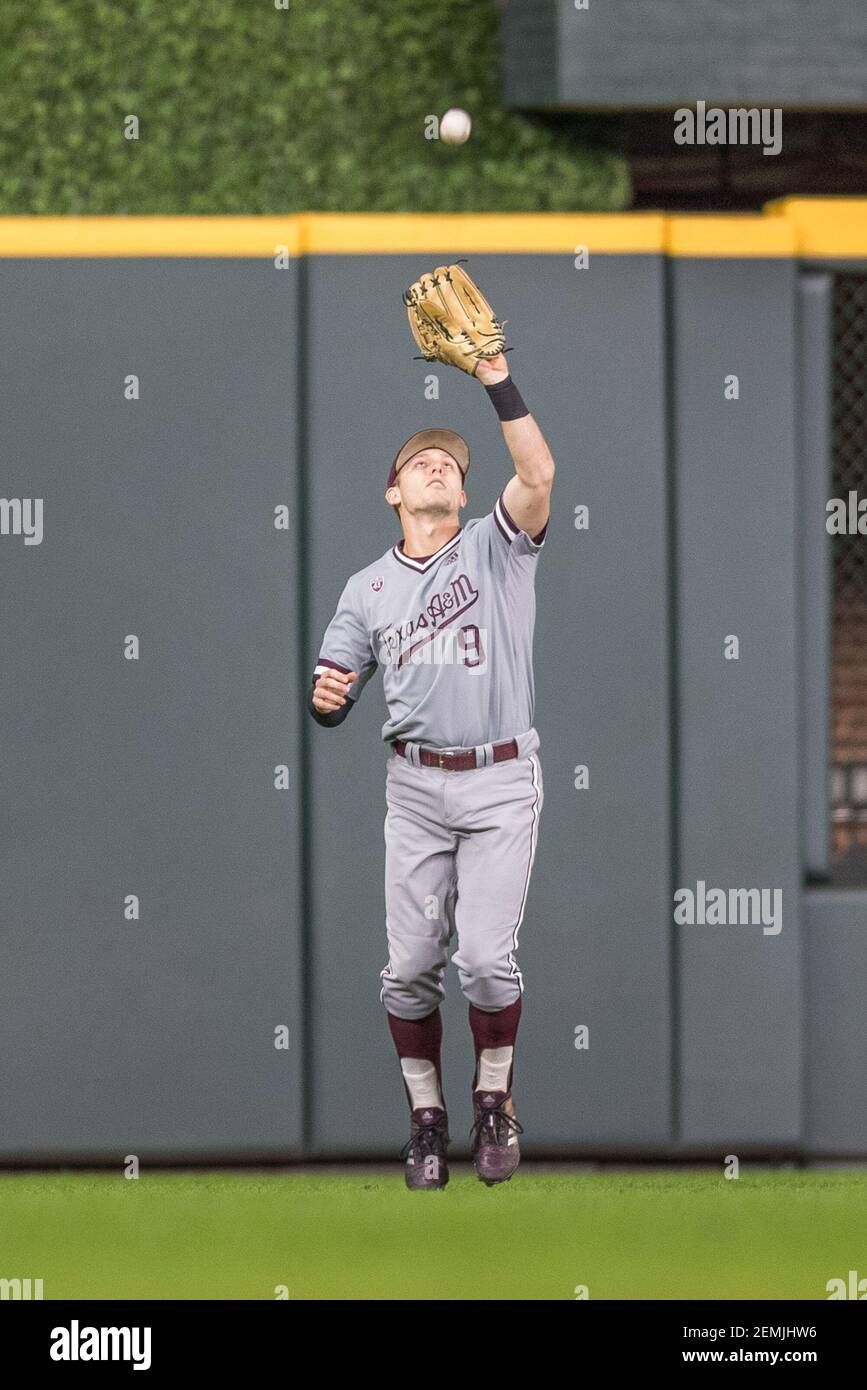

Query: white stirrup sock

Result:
[401,1058,444,1110]
[475,1046,513,1093]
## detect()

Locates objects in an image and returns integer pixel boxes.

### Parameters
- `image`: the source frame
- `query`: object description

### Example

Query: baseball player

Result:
[309,266,554,1190]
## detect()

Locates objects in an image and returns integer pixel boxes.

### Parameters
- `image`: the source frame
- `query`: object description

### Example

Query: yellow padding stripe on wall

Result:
[0,213,666,257]
[302,213,667,254]
[0,202,867,257]
[767,198,867,257]
[666,215,796,257]
[0,217,304,257]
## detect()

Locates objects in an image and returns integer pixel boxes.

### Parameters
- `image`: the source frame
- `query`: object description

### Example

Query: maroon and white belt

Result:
[391,737,519,772]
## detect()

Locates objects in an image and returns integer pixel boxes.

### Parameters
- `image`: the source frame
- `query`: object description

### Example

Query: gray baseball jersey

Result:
[311,486,548,748]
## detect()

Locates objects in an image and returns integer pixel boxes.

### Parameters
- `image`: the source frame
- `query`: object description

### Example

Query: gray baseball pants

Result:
[379,728,544,1019]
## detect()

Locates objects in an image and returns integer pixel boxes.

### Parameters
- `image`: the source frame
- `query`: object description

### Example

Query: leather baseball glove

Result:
[403,263,506,376]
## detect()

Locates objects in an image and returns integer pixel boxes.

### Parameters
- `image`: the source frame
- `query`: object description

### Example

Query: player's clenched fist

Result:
[311,668,357,714]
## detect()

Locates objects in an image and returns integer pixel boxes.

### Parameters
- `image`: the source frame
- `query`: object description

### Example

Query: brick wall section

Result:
[832,600,867,856]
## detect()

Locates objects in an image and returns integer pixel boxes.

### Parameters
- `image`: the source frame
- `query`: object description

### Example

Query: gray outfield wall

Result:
[669,256,802,1148]
[0,259,305,1160]
[0,226,858,1160]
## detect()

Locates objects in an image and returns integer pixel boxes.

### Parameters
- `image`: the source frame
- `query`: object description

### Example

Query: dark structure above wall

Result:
[501,0,867,208]
[502,0,867,110]
[626,112,867,211]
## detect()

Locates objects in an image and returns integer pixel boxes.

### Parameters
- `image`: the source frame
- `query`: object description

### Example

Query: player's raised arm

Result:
[403,264,554,541]
[475,353,555,541]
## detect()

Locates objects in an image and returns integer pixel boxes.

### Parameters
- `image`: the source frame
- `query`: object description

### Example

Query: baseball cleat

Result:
[469,1089,524,1186]
[400,1106,450,1190]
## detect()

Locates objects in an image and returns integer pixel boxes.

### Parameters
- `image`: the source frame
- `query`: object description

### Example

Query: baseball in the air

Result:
[440,108,472,145]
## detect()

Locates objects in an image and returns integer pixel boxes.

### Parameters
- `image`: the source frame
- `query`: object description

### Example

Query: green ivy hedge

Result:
[0,0,630,214]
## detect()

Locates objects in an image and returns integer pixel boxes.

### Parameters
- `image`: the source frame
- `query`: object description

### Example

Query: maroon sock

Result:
[387,1007,444,1112]
[468,996,522,1092]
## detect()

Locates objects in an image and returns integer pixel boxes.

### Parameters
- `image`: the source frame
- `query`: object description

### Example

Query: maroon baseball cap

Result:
[386,429,470,489]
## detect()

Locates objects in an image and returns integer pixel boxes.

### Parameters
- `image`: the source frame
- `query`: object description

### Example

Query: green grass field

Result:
[3,1168,865,1300]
